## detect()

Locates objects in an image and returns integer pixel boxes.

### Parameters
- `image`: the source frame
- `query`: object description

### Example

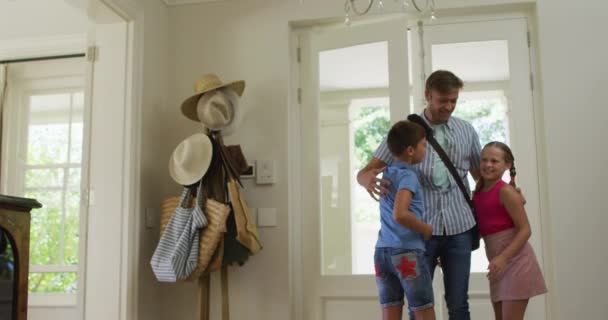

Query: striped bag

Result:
[150,184,208,282]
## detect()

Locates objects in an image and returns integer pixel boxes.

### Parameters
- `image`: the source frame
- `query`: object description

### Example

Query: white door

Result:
[82,4,131,320]
[299,16,411,320]
[0,1,133,318]
[415,17,546,319]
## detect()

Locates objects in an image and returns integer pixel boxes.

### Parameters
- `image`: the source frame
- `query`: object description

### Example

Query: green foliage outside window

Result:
[453,98,507,146]
[24,123,81,294]
[353,106,391,170]
[352,106,390,224]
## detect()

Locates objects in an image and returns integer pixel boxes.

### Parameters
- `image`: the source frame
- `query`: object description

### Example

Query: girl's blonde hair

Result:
[474,141,516,193]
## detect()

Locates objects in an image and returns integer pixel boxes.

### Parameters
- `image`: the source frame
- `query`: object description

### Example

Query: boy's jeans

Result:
[374,248,434,311]
[410,228,473,320]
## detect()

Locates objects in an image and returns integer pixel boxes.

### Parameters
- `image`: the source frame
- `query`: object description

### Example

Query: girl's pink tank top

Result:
[472,180,515,236]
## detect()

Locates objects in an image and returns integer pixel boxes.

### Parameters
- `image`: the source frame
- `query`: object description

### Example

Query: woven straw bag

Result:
[186,197,230,280]
[151,186,208,282]
[159,192,230,281]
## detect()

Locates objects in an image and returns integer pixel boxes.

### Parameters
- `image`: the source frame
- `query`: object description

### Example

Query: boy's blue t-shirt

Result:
[376,161,426,251]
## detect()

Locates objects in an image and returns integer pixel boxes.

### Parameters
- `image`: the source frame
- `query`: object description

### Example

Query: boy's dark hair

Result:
[425,70,464,94]
[387,120,426,157]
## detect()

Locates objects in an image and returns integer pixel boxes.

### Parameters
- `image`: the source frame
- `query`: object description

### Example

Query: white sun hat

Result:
[168,133,213,186]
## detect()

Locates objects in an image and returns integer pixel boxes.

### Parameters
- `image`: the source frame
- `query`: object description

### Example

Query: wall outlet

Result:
[256,159,276,184]
[145,208,158,229]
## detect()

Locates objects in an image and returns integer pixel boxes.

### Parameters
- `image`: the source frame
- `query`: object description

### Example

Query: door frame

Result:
[407,9,556,319]
[289,8,556,320]
[0,0,142,317]
[292,16,411,320]
[0,0,145,319]
[79,1,144,320]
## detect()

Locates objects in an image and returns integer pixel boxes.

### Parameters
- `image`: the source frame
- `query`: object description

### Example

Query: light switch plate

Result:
[257,208,277,227]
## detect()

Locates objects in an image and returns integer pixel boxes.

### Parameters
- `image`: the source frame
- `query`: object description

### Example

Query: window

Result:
[24,91,84,294]
[2,60,86,298]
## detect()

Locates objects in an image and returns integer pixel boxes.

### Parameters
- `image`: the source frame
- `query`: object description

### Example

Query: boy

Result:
[374,120,435,320]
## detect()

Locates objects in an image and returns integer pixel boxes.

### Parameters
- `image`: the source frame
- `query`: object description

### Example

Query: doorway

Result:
[293,13,545,320]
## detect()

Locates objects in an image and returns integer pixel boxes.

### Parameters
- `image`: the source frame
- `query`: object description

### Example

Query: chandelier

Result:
[344,0,437,25]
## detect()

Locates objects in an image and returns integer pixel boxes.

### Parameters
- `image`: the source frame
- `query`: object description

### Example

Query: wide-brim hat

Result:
[168,133,213,186]
[181,74,245,123]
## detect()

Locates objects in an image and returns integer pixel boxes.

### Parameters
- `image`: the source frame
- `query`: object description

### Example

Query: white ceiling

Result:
[319,39,510,92]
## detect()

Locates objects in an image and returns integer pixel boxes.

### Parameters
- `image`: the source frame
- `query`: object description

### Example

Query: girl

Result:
[472,142,547,320]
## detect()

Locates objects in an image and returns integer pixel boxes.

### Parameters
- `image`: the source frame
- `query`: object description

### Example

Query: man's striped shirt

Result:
[374,112,481,235]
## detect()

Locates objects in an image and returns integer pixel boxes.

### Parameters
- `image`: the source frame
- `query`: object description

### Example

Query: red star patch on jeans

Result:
[396,256,417,279]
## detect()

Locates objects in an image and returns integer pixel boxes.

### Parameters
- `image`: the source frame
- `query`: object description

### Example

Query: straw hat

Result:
[195,90,234,131]
[181,74,245,125]
[169,133,213,186]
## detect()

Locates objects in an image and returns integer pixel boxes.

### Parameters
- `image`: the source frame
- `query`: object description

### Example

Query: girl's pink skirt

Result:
[484,228,547,302]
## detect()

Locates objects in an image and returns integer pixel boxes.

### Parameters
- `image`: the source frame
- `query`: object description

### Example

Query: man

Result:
[358,70,481,320]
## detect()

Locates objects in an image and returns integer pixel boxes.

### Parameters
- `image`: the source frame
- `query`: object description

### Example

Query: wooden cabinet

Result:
[0,195,40,320]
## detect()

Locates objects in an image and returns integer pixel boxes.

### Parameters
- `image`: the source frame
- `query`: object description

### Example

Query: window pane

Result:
[17,87,85,295]
[351,100,389,275]
[67,168,81,188]
[72,92,84,109]
[25,191,63,265]
[432,40,510,82]
[69,123,84,163]
[29,94,71,120]
[25,168,64,189]
[454,91,509,146]
[432,40,512,274]
[27,124,69,165]
[452,92,510,273]
[64,190,80,265]
[28,272,77,293]
[318,41,389,275]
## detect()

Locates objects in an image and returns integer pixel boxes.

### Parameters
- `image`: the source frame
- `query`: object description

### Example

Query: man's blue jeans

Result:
[410,228,473,320]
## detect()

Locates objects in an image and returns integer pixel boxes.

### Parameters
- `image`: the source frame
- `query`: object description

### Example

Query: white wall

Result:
[535,0,608,318]
[138,1,170,320]
[139,0,607,319]
[162,2,360,319]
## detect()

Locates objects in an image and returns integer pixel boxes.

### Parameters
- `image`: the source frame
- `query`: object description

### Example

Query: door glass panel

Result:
[431,40,511,273]
[319,42,389,275]
[432,40,510,81]
[454,91,510,272]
